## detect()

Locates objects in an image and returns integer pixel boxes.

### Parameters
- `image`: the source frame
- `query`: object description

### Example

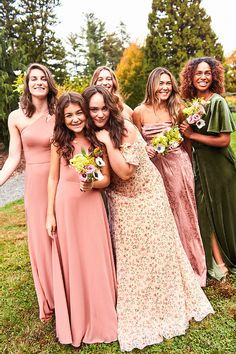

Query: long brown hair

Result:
[82,85,126,149]
[90,66,124,112]
[20,63,58,117]
[53,92,88,164]
[143,67,183,124]
[180,57,225,99]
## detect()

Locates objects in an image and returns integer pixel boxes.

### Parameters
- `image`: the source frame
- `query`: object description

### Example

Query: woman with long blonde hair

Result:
[133,67,206,286]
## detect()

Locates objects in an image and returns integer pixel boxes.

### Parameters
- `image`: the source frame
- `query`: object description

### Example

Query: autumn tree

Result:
[116,43,145,108]
[224,50,236,93]
[144,0,224,78]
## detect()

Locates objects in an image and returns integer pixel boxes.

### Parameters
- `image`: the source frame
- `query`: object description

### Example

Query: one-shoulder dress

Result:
[192,93,236,280]
[142,121,206,286]
[52,141,117,347]
[21,113,54,320]
[106,131,214,352]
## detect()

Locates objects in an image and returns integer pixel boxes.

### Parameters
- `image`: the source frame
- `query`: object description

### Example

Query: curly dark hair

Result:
[52,92,88,164]
[20,63,58,117]
[82,85,126,149]
[180,57,225,99]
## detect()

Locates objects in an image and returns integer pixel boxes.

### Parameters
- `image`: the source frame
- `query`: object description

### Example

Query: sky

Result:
[55,0,235,56]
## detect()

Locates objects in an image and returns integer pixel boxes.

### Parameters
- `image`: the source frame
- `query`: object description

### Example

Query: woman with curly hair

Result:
[0,63,57,321]
[46,92,117,347]
[91,66,133,121]
[133,67,206,287]
[180,57,236,281]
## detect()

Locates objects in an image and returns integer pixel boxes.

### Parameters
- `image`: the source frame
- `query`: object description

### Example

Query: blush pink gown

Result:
[21,112,54,320]
[142,122,206,287]
[52,142,117,347]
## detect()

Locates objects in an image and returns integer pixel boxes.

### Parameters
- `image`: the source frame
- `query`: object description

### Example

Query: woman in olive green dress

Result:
[180,57,236,281]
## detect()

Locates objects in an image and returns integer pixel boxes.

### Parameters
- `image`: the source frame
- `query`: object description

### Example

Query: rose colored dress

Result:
[106,131,214,352]
[21,112,54,320]
[52,141,117,347]
[141,121,206,287]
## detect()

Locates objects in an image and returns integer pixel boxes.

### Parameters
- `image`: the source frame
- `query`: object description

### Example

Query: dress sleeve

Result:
[120,143,140,166]
[207,95,236,133]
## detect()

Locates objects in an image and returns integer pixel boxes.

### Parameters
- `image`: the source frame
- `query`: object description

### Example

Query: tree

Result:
[0,0,21,146]
[66,15,130,77]
[82,13,107,76]
[16,0,67,83]
[224,50,236,93]
[144,0,224,78]
[116,43,145,108]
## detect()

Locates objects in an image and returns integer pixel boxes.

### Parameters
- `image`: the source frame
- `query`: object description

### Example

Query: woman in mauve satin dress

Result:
[0,63,57,321]
[133,67,206,287]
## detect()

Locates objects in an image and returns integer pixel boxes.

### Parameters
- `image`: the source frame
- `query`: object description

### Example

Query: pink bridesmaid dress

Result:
[142,121,207,287]
[21,113,54,320]
[52,141,117,347]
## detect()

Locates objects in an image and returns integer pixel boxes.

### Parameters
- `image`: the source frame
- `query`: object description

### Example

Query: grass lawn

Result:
[0,200,236,354]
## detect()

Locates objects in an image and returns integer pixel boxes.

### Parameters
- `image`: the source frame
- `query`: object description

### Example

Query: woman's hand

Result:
[95,130,110,145]
[80,180,93,192]
[46,214,57,238]
[145,145,156,159]
[179,121,194,139]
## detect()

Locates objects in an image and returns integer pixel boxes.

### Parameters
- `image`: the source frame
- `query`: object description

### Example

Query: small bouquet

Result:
[183,98,209,129]
[151,126,183,155]
[70,147,105,182]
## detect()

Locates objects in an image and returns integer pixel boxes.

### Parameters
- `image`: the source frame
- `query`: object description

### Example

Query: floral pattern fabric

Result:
[106,132,214,352]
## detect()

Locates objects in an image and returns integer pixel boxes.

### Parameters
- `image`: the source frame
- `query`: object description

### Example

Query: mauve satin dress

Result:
[142,121,206,287]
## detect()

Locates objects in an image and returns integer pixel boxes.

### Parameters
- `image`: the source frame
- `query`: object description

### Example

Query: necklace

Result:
[204,92,214,101]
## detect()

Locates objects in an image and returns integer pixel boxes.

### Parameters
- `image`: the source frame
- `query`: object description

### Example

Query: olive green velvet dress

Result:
[192,93,236,280]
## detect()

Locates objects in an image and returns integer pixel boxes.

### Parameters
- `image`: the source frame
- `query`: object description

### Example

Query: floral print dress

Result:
[106,131,214,352]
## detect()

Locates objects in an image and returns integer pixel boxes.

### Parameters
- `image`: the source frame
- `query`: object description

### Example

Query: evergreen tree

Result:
[0,0,21,146]
[83,13,107,76]
[145,0,224,78]
[16,0,67,83]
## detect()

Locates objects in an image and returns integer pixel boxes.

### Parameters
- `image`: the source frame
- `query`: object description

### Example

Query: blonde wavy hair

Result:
[143,67,183,124]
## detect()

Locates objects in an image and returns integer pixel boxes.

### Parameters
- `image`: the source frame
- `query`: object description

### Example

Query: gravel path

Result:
[0,173,25,207]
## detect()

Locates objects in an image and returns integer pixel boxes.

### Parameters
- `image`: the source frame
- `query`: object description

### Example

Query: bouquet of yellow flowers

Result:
[151,126,183,155]
[70,147,105,182]
[183,97,209,129]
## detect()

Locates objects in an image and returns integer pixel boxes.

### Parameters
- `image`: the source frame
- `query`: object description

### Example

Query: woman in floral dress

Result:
[83,85,214,352]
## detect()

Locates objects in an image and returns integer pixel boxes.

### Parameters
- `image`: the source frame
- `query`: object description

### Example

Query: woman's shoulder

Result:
[8,108,24,126]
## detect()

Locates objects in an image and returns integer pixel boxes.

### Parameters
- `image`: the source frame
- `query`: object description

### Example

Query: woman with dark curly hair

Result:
[0,63,57,322]
[46,92,117,347]
[180,57,236,281]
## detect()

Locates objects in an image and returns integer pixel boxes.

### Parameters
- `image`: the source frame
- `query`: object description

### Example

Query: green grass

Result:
[0,201,236,354]
[230,113,236,153]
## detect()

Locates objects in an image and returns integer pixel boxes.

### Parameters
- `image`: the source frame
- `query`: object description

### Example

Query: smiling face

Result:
[64,103,86,136]
[89,92,110,128]
[28,68,49,98]
[95,69,114,93]
[155,73,172,101]
[193,62,213,95]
